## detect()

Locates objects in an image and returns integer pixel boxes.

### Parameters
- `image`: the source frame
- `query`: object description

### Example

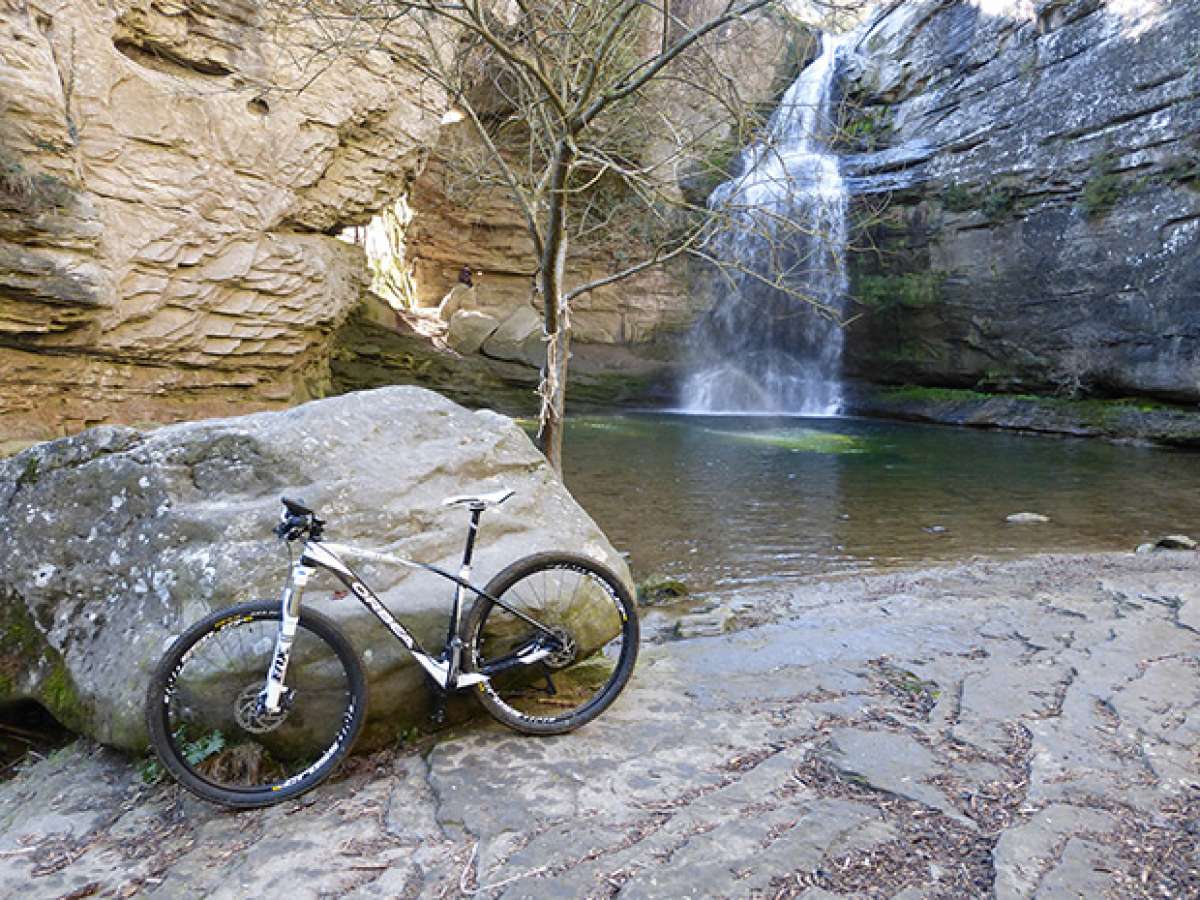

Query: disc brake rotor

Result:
[234,683,290,734]
[544,627,578,669]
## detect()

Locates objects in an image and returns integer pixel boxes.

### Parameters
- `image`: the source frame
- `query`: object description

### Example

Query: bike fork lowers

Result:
[263,562,312,713]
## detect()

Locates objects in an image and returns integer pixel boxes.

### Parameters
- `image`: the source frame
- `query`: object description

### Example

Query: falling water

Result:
[681,32,853,415]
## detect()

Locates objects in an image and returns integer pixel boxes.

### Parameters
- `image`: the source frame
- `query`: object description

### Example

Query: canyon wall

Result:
[0,0,807,443]
[399,4,806,348]
[840,0,1200,402]
[0,0,447,447]
[405,157,699,347]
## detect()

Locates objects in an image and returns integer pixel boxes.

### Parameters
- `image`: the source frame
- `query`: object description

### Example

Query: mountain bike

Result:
[144,491,639,808]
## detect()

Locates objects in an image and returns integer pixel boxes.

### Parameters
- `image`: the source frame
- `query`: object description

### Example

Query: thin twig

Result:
[458,841,552,896]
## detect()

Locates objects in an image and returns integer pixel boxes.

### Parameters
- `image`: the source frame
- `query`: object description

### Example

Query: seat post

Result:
[462,504,485,568]
[444,504,485,681]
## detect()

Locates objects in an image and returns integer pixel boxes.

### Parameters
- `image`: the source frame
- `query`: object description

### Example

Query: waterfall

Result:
[681,32,853,416]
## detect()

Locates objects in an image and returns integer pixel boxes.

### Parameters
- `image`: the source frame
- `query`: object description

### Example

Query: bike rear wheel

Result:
[145,600,367,807]
[464,553,639,734]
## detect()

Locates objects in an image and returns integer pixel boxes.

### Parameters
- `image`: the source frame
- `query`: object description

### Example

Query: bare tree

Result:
[266,0,864,471]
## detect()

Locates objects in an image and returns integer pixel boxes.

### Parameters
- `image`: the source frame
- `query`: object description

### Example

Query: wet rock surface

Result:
[840,0,1200,405]
[2,552,1197,897]
[845,383,1200,450]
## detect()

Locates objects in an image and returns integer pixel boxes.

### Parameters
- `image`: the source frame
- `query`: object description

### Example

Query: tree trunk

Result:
[540,298,570,472]
[537,141,574,474]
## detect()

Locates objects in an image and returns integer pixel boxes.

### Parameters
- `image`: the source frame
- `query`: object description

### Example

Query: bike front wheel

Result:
[464,553,639,734]
[145,600,367,807]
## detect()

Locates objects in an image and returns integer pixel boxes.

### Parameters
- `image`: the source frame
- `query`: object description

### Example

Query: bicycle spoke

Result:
[153,606,361,799]
[467,555,638,732]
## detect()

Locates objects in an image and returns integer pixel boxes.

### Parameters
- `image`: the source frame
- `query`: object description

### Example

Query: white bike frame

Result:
[260,517,558,714]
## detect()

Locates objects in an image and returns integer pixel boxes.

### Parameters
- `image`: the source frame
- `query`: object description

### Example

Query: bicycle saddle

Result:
[442,488,515,509]
[281,496,314,516]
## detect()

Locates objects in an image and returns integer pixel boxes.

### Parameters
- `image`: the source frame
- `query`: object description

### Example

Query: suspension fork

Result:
[263,561,314,713]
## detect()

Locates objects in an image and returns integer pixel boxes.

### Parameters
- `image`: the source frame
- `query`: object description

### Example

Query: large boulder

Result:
[436,284,476,322]
[482,305,547,368]
[0,387,629,751]
[446,310,501,355]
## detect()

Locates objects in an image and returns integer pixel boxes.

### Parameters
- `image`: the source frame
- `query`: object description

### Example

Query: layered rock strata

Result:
[840,0,1200,403]
[330,302,680,416]
[393,7,809,376]
[405,156,702,347]
[0,0,446,446]
[0,0,813,441]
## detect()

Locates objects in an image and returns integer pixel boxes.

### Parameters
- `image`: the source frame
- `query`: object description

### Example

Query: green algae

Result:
[709,428,872,455]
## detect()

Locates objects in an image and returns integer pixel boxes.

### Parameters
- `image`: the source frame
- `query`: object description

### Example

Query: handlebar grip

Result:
[274,514,308,541]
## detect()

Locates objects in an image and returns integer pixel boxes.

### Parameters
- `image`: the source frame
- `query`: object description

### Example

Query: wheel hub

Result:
[543,627,578,669]
[234,683,291,734]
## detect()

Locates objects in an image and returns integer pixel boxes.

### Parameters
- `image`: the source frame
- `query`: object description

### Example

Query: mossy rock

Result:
[638,573,690,606]
[0,386,632,753]
[0,596,88,734]
[0,596,48,703]
[1161,153,1200,189]
[854,272,946,311]
[1079,151,1129,219]
[1080,172,1124,218]
[858,384,1200,448]
[979,185,1019,221]
[936,180,1021,220]
[940,182,976,212]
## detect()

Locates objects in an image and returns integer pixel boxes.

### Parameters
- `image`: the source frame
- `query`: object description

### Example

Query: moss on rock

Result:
[1079,152,1127,219]
[713,428,872,455]
[39,662,88,734]
[0,595,89,734]
[855,384,1200,448]
[855,272,946,310]
[0,595,45,703]
[638,574,691,606]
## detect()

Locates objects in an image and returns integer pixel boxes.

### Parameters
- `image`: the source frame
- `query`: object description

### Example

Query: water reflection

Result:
[562,414,1198,595]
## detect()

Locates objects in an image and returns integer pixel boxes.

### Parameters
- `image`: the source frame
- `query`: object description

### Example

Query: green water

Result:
[561,414,1200,595]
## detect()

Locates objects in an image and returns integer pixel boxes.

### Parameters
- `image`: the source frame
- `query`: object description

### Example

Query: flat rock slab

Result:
[822,728,968,826]
[992,805,1117,900]
[2,552,1198,897]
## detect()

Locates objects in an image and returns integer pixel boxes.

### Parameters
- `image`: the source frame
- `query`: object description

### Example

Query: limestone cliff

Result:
[0,0,447,447]
[0,0,809,442]
[839,0,1200,402]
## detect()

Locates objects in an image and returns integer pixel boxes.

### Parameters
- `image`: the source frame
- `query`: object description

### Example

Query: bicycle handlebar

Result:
[274,497,325,542]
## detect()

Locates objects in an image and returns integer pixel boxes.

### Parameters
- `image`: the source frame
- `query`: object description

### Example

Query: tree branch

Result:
[579,0,774,127]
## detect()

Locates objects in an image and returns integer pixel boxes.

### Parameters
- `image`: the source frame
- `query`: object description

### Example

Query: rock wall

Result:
[406,156,700,346]
[839,0,1200,402]
[0,0,810,445]
[0,0,447,447]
